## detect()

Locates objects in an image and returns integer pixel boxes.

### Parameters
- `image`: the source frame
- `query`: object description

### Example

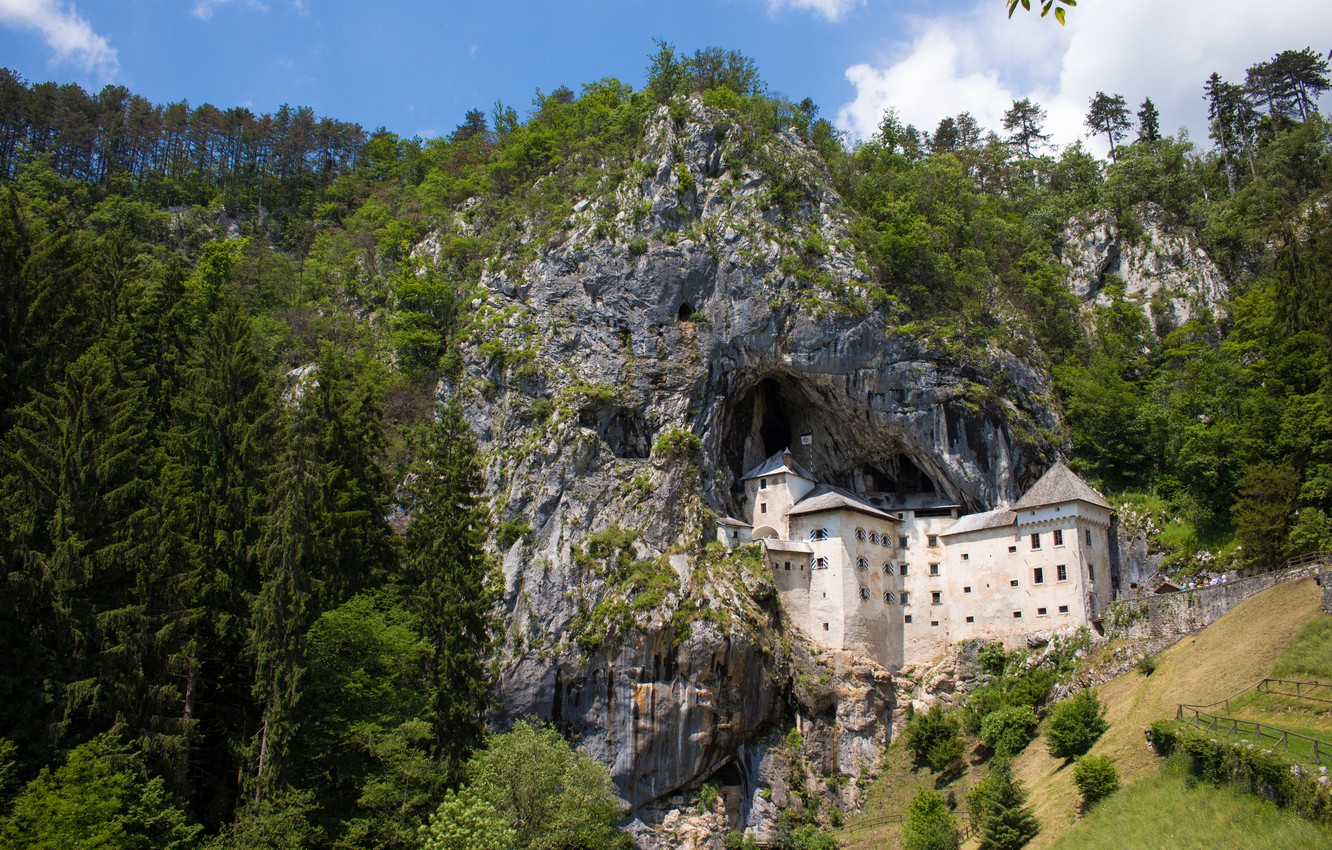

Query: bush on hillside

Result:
[904,707,966,779]
[1072,754,1120,810]
[902,789,960,850]
[1135,654,1158,676]
[979,705,1039,759]
[1045,690,1108,760]
[979,643,1008,676]
[968,761,1039,850]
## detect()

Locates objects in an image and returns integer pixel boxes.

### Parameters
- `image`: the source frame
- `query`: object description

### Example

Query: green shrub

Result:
[1072,755,1120,810]
[1135,654,1158,676]
[902,789,960,850]
[652,427,701,460]
[904,706,966,779]
[1046,690,1108,760]
[699,781,720,810]
[496,518,532,549]
[627,236,649,256]
[979,705,1039,759]
[979,643,1008,675]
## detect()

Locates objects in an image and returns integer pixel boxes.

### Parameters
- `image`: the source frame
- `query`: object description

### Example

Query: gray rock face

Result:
[1059,204,1228,332]
[434,98,1062,819]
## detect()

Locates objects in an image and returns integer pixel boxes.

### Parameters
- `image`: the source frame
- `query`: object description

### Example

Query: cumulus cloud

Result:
[192,0,272,21]
[769,0,863,23]
[0,0,118,76]
[837,0,1332,155]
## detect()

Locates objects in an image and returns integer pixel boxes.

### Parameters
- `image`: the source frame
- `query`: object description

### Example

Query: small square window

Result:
[962,553,970,561]
[930,620,940,627]
[823,622,829,631]
[1008,545,1018,553]
[964,586,972,594]
[784,561,791,571]
[899,535,909,549]
[1009,579,1019,588]
[900,563,910,576]
[1057,564,1068,582]
[1037,607,1048,616]
[904,614,913,623]
[1086,529,1093,546]
[1033,567,1044,585]
[760,503,767,513]
[1013,611,1022,619]
[965,615,975,623]
[929,563,940,576]
[1053,529,1064,546]
[900,592,910,606]
[760,478,768,489]
[1058,605,1069,614]
[1030,532,1041,550]
[928,534,939,547]
[931,591,942,605]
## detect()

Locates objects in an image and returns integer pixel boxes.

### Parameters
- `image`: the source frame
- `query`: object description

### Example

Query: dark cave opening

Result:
[677,301,695,321]
[757,378,792,458]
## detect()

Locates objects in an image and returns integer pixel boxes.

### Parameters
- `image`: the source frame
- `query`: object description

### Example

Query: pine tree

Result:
[1085,92,1132,162]
[1002,99,1050,159]
[1136,98,1160,143]
[969,762,1039,850]
[399,401,496,778]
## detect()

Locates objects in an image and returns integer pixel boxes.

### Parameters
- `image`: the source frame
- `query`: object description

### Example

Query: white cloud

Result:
[837,0,1332,156]
[0,0,117,76]
[769,0,863,23]
[192,0,271,21]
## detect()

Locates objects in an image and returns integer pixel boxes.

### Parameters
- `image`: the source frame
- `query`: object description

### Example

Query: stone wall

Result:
[1322,572,1332,615]
[1106,565,1324,640]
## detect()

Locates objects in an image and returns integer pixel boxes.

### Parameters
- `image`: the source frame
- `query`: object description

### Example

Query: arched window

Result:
[856,557,869,570]
[859,586,870,599]
[855,527,866,541]
[882,562,892,574]
[869,531,879,544]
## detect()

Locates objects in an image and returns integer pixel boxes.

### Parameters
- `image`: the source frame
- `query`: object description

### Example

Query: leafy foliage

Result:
[903,707,966,780]
[903,788,960,850]
[1071,755,1120,810]
[1046,691,1108,761]
[979,705,1040,759]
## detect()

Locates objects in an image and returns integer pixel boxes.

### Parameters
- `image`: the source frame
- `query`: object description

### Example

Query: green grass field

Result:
[1046,765,1332,850]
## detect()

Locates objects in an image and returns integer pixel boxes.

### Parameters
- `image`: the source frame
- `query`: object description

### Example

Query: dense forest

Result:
[0,41,1330,849]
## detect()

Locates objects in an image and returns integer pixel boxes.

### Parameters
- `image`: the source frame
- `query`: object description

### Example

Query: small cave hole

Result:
[677,302,695,321]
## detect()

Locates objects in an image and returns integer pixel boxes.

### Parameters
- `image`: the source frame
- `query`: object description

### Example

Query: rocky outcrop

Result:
[429,98,1063,825]
[1059,204,1228,333]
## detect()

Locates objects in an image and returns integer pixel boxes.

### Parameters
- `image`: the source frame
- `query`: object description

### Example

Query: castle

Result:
[715,451,1114,670]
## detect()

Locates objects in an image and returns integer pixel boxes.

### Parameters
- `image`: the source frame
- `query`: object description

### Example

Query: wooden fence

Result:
[1175,704,1329,764]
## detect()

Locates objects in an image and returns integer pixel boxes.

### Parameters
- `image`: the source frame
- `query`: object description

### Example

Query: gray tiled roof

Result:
[787,485,899,522]
[740,449,816,482]
[717,516,751,528]
[940,508,1016,537]
[761,539,815,554]
[1012,461,1111,510]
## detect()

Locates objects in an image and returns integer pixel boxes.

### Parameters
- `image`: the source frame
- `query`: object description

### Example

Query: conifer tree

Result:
[1136,98,1161,143]
[969,762,1039,850]
[400,401,496,778]
[1086,92,1132,162]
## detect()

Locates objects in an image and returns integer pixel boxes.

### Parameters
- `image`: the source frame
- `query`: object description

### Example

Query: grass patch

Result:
[1273,615,1332,680]
[1046,765,1332,850]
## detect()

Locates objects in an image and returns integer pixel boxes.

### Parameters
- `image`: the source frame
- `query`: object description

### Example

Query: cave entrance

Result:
[757,378,792,458]
[724,373,817,483]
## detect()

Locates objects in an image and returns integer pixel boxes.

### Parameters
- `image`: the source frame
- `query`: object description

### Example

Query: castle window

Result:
[856,557,869,571]
[1037,607,1048,616]
[823,622,829,631]
[1033,567,1044,585]
[811,556,829,570]
[904,614,913,623]
[965,615,975,623]
[855,527,866,541]
[930,621,939,627]
[1058,605,1069,614]
[928,534,939,547]
[760,503,767,513]
[869,531,879,544]
[882,563,892,574]
[760,478,768,489]
[1010,579,1019,587]
[859,586,870,600]
[899,535,909,549]
[1057,564,1068,582]
[900,563,910,576]
[1030,533,1041,550]
[929,563,940,576]
[884,591,895,603]
[964,586,972,594]
[962,553,970,561]
[1088,564,1096,581]
[810,528,828,541]
[1013,611,1022,618]
[1008,545,1018,553]
[1053,528,1064,546]
[883,537,893,549]
[1086,529,1093,546]
[900,592,910,605]
[931,591,942,605]
[784,561,791,571]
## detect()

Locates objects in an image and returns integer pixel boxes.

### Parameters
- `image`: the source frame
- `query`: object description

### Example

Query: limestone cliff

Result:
[425,98,1065,829]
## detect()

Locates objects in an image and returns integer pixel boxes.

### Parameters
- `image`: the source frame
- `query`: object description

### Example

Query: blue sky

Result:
[1,0,1329,156]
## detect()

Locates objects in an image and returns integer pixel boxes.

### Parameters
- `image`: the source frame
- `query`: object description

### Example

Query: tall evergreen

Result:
[399,401,495,778]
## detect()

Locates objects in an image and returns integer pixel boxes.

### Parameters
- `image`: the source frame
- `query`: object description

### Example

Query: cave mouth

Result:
[722,371,950,507]
[677,301,695,321]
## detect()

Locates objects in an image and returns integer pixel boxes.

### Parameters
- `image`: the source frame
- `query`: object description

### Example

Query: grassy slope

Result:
[1013,577,1326,849]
